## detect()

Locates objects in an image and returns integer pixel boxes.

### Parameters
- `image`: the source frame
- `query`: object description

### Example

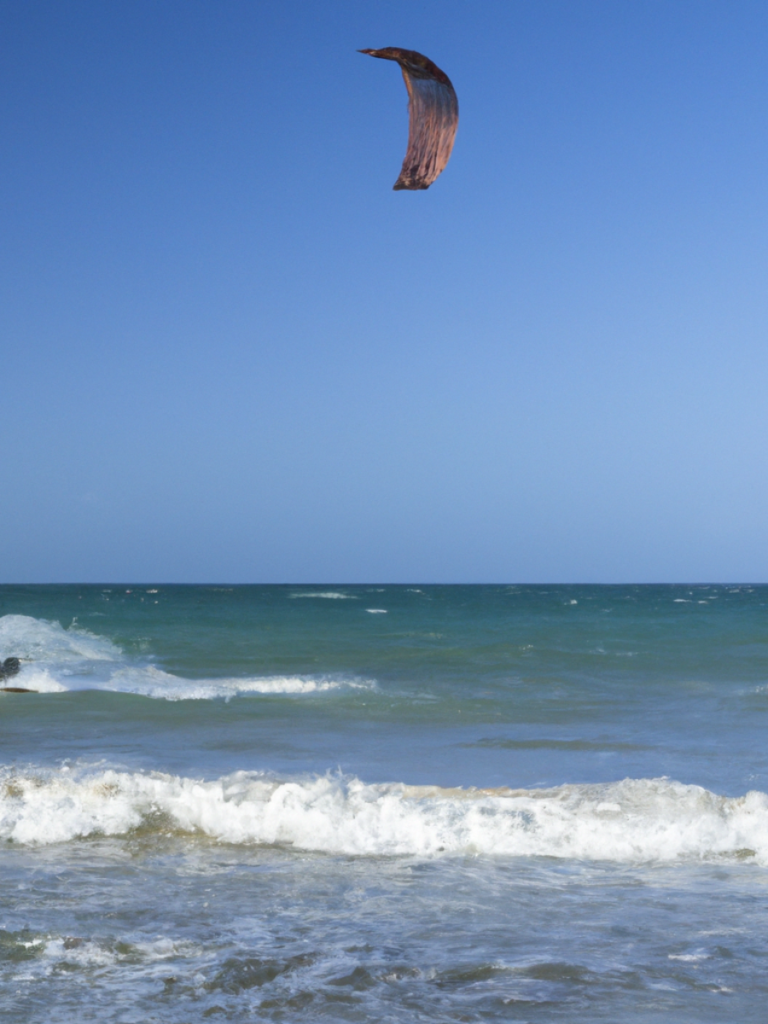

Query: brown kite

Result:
[359,48,458,191]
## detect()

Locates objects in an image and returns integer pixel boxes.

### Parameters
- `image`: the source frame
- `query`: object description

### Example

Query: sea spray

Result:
[3,765,768,862]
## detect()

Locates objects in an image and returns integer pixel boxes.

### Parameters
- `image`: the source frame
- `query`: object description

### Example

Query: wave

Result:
[0,615,372,700]
[2,766,767,863]
[289,592,357,599]
[0,928,200,976]
[0,614,121,662]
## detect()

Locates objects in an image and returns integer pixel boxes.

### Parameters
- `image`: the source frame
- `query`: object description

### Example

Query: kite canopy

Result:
[359,47,458,191]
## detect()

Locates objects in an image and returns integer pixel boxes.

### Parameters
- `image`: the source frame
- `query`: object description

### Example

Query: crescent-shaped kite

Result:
[359,47,458,191]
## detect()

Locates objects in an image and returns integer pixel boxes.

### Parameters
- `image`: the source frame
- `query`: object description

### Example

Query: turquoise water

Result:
[2,584,768,1021]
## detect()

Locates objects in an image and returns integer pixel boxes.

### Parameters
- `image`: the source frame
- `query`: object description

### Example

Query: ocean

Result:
[1,583,767,1022]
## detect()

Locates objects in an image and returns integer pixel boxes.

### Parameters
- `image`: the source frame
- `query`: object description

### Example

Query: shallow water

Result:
[2,584,768,1021]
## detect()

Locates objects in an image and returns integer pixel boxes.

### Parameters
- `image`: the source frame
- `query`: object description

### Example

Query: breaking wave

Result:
[0,615,372,700]
[2,766,767,863]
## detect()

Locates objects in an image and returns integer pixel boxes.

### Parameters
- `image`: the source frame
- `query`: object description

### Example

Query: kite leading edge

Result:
[359,47,458,191]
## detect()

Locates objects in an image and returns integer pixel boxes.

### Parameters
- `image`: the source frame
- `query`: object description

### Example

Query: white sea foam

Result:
[0,614,121,663]
[366,609,387,614]
[2,930,203,983]
[289,592,357,599]
[4,667,68,693]
[3,768,767,863]
[100,668,374,700]
[0,614,372,700]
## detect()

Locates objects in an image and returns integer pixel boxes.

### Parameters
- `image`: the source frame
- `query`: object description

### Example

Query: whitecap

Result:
[100,667,375,701]
[289,592,357,600]
[4,769,768,864]
[0,614,121,663]
[3,667,67,694]
[0,614,373,700]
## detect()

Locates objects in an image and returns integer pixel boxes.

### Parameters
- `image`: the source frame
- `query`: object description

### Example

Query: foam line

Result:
[3,767,767,862]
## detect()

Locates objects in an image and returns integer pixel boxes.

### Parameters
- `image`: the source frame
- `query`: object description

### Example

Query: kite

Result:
[359,47,458,190]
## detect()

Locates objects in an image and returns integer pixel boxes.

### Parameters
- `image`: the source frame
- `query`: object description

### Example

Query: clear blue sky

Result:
[2,0,767,583]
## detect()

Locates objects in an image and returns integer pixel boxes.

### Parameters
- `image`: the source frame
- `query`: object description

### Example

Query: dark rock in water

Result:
[0,686,36,694]
[1,657,21,680]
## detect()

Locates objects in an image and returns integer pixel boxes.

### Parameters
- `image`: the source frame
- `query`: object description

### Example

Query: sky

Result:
[2,0,768,583]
